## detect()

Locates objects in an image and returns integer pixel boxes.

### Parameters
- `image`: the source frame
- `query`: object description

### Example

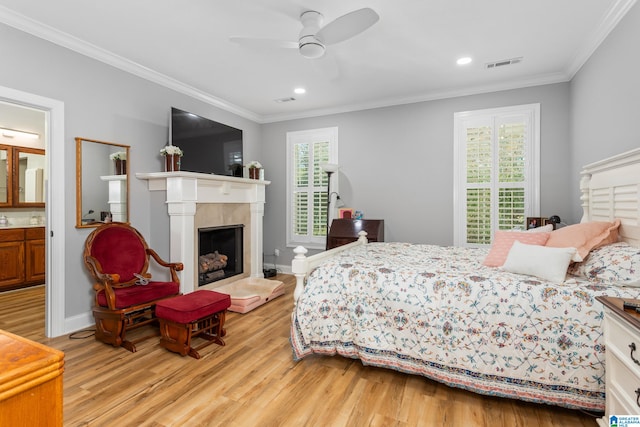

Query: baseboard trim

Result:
[64,311,93,334]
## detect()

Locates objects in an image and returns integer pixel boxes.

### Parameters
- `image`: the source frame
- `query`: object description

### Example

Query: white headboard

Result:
[580,148,640,247]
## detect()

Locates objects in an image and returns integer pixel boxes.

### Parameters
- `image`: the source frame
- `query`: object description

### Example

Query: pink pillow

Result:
[545,219,620,262]
[483,231,551,267]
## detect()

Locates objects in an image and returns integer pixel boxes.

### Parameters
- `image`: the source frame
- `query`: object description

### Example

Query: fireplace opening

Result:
[198,224,244,286]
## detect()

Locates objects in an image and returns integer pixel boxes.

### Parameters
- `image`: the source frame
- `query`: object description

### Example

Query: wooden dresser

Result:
[597,296,640,424]
[327,219,384,250]
[0,329,64,426]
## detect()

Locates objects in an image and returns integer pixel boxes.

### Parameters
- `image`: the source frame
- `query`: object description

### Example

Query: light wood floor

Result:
[0,276,600,426]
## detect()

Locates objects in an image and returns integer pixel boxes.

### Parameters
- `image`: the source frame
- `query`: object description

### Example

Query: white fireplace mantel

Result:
[136,171,270,294]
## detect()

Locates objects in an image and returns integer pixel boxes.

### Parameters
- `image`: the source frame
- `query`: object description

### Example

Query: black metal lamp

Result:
[320,163,339,249]
[548,215,562,229]
[330,191,345,208]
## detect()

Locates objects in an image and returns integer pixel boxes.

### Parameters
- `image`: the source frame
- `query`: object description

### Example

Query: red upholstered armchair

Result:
[83,223,183,352]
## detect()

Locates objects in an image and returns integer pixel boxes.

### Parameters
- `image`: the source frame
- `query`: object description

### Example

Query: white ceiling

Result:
[0,0,635,123]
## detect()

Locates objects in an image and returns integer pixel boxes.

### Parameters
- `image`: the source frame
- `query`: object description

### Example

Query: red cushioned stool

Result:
[156,290,231,359]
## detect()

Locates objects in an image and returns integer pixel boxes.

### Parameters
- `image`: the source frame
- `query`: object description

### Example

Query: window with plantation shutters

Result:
[453,104,540,247]
[287,127,338,248]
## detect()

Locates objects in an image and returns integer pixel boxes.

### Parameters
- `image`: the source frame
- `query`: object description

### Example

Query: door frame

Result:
[0,85,65,337]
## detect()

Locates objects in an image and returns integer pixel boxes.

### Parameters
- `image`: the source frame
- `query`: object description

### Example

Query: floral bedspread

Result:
[290,242,640,411]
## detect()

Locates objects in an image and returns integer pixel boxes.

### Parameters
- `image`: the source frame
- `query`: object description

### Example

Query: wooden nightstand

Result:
[327,219,384,250]
[597,296,640,424]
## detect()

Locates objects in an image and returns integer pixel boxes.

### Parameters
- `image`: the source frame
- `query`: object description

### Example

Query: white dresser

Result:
[598,296,640,425]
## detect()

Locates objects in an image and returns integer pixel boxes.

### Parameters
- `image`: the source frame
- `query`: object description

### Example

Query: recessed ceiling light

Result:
[294,87,306,94]
[457,57,472,65]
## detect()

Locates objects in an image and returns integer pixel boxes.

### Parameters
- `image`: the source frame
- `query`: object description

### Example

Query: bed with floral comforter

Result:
[290,242,640,411]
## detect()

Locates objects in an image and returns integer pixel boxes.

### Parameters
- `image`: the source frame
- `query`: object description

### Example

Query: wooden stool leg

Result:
[196,311,226,347]
[217,310,227,339]
[159,319,193,357]
[158,310,228,359]
[187,345,201,359]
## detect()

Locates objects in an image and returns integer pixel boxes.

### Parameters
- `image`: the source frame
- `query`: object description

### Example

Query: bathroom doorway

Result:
[0,85,66,337]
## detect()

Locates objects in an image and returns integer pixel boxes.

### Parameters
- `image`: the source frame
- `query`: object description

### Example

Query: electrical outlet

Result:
[274,249,280,257]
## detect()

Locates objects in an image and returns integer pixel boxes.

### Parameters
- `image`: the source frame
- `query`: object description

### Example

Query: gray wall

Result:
[569,2,640,221]
[1,0,638,331]
[262,83,572,264]
[0,23,261,320]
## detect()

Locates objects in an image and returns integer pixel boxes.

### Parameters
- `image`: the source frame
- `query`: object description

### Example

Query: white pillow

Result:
[502,240,576,284]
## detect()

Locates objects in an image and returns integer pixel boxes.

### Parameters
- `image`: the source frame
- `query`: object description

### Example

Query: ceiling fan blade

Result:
[229,37,298,49]
[316,8,379,45]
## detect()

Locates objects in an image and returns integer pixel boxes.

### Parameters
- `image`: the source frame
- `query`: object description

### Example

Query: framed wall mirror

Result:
[76,137,130,228]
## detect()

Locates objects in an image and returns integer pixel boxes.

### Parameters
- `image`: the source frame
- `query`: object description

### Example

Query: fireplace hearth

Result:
[198,224,243,286]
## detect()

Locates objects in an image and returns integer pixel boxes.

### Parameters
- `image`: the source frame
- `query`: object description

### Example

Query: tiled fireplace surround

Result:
[137,172,269,294]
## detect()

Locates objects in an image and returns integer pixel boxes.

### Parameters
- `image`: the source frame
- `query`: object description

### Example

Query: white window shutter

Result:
[454,104,540,247]
[286,127,338,248]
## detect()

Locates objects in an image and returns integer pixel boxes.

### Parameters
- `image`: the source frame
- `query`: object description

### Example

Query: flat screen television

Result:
[170,107,243,176]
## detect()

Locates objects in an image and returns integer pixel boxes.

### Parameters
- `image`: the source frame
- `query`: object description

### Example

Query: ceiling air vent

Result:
[485,57,523,69]
[274,97,296,103]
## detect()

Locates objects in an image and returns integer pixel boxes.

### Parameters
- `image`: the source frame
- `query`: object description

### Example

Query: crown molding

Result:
[0,5,262,123]
[259,72,571,123]
[263,0,637,123]
[1,1,635,125]
[566,0,638,78]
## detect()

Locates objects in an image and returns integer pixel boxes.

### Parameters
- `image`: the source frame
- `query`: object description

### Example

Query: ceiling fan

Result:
[230,8,380,59]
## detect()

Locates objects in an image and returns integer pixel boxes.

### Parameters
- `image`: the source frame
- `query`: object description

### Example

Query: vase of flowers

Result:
[247,160,262,179]
[109,151,127,175]
[160,145,183,172]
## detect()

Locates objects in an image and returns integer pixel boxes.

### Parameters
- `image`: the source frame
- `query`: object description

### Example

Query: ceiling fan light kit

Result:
[299,36,325,59]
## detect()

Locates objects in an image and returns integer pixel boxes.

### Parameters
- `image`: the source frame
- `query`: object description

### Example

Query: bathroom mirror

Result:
[0,147,8,205]
[0,144,45,207]
[15,147,45,206]
[76,137,130,228]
